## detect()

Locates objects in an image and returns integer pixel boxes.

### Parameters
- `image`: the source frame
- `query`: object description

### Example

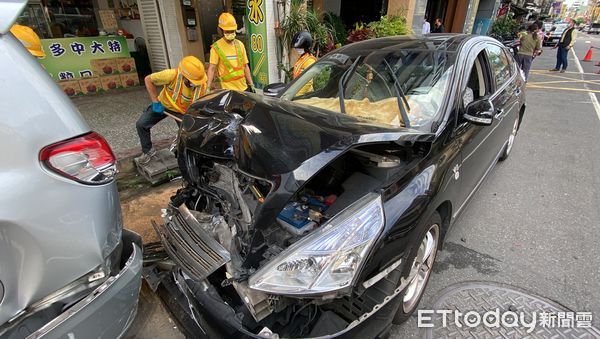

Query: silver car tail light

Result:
[39,132,117,185]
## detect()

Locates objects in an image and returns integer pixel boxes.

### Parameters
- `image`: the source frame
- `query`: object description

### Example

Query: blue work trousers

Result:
[555,46,569,71]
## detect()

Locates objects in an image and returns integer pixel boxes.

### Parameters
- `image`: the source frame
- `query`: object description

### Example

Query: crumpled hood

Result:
[180,90,429,179]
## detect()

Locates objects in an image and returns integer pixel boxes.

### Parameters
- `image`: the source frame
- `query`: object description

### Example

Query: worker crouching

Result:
[136,56,207,164]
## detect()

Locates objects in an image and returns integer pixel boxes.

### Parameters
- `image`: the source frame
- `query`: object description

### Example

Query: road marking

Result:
[526,84,600,93]
[527,79,600,85]
[530,69,600,76]
[572,49,600,121]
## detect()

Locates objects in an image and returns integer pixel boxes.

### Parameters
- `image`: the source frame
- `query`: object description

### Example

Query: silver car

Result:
[545,23,569,46]
[0,1,142,338]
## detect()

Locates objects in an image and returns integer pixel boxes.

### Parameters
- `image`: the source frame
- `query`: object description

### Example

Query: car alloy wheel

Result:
[500,114,520,161]
[402,223,440,313]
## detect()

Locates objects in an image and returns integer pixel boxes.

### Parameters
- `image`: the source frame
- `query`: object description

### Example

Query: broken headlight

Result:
[249,193,384,296]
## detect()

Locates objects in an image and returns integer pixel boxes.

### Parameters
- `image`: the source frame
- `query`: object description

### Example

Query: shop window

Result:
[47,0,99,37]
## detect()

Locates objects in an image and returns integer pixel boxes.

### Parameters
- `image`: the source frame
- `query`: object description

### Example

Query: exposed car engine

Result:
[156,145,415,336]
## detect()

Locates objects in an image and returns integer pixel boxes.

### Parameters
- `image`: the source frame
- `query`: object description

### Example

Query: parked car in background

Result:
[589,23,600,34]
[0,1,142,338]
[544,23,569,46]
[582,24,590,33]
[148,34,526,338]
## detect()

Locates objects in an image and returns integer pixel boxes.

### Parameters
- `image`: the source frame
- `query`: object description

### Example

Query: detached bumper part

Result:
[27,230,143,339]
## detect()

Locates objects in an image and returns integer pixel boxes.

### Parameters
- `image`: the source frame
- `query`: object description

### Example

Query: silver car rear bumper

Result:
[26,230,143,339]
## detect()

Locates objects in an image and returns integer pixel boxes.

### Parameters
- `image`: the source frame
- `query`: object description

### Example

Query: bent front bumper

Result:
[27,230,143,339]
[154,267,408,339]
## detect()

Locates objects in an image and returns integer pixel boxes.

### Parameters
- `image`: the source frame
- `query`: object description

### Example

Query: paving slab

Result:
[71,87,179,159]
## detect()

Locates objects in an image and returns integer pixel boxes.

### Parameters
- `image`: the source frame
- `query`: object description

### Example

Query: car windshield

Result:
[280,46,456,130]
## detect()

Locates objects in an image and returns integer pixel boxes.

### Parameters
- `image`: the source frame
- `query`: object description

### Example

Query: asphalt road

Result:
[391,34,600,337]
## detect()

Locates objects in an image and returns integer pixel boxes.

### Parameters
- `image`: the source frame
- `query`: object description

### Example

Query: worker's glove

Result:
[246,85,256,93]
[152,102,165,114]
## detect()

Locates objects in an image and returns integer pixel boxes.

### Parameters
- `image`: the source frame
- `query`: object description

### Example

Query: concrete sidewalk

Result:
[71,87,178,159]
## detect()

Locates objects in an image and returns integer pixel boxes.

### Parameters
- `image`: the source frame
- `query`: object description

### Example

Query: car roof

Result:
[334,34,474,54]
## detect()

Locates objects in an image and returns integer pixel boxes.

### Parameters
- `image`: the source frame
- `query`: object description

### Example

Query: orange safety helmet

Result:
[218,12,237,31]
[178,56,206,86]
[10,24,45,57]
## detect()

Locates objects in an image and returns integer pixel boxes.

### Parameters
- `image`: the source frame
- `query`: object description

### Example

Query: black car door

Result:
[453,45,497,211]
[485,44,521,160]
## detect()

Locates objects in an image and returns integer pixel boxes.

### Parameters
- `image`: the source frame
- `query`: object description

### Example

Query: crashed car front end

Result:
[150,87,440,337]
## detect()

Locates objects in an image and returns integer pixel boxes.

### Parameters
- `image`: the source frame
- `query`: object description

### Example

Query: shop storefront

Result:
[14,0,150,97]
[14,0,280,95]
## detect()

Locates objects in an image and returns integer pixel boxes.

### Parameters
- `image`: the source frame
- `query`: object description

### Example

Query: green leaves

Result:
[491,15,519,40]
[323,12,347,46]
[280,1,331,56]
[367,15,411,38]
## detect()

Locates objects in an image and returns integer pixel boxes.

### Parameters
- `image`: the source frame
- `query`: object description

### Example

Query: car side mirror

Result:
[464,98,494,126]
[263,82,286,97]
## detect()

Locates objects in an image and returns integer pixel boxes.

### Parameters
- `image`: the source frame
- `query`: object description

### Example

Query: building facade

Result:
[17,0,505,89]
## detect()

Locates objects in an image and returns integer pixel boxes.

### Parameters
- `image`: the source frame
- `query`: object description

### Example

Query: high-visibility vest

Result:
[293,53,317,79]
[212,40,245,83]
[161,70,206,113]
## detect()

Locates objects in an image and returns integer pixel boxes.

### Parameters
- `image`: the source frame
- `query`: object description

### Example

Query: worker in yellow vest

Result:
[206,13,255,92]
[292,31,317,79]
[291,31,317,96]
[136,56,207,164]
[10,24,46,58]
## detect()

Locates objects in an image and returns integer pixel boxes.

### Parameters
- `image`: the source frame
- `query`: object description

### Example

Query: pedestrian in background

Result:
[550,21,577,73]
[432,18,445,33]
[206,13,255,93]
[535,20,546,45]
[136,56,207,164]
[516,23,541,81]
[422,16,431,34]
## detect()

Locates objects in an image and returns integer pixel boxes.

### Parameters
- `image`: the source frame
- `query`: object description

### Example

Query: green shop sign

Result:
[38,36,130,81]
[246,0,269,89]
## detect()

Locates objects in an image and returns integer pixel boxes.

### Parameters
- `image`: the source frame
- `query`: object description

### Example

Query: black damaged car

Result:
[149,34,526,338]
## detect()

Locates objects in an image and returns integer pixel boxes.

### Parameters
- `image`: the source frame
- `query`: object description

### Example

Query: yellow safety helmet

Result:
[218,12,237,31]
[10,24,45,57]
[178,56,206,86]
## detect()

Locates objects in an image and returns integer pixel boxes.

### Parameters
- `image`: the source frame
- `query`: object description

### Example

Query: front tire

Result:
[392,212,441,324]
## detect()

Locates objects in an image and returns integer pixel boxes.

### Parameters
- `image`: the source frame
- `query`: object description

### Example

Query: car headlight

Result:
[249,193,385,296]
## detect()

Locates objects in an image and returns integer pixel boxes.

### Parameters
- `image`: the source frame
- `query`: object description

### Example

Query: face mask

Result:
[184,79,196,88]
[224,33,236,41]
[295,48,305,55]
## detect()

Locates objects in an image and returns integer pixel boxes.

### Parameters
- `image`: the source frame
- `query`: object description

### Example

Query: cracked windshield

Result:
[281,47,455,129]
